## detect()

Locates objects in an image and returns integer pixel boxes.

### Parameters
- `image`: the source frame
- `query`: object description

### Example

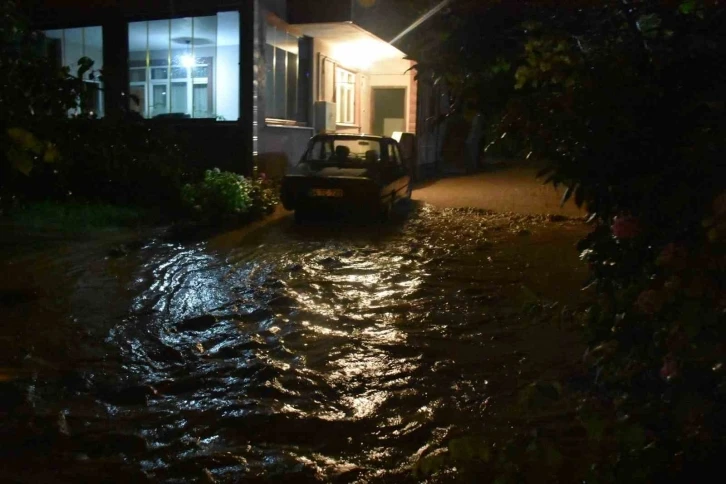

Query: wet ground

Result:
[0,203,589,482]
[413,164,585,218]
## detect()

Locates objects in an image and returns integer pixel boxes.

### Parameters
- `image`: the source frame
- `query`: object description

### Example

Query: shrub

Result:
[55,118,192,209]
[181,168,278,221]
[408,0,726,481]
[246,168,280,217]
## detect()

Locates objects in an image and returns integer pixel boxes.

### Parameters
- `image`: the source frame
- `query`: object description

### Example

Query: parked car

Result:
[280,134,412,221]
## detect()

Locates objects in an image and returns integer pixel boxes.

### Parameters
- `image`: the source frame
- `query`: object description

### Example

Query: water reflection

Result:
[0,206,587,482]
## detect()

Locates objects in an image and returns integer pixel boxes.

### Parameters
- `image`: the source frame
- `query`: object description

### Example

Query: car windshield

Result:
[302,138,385,165]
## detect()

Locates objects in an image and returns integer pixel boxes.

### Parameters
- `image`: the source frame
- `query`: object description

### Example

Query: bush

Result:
[181,168,278,221]
[408,0,726,481]
[56,118,192,209]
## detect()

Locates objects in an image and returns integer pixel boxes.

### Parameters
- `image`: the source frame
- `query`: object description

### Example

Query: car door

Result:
[386,142,409,201]
[377,141,396,200]
[394,143,411,198]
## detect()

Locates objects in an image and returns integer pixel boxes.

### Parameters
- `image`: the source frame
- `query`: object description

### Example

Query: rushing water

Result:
[0,205,586,482]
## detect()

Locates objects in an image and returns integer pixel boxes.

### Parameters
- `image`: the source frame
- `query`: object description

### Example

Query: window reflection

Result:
[42,26,104,117]
[128,11,239,120]
[264,22,300,121]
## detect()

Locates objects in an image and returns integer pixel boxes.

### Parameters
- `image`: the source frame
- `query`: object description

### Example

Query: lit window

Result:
[264,23,300,121]
[43,26,104,117]
[335,67,355,124]
[127,12,239,120]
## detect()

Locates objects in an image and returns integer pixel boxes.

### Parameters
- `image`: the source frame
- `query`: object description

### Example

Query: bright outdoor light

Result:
[331,38,401,70]
[180,54,195,68]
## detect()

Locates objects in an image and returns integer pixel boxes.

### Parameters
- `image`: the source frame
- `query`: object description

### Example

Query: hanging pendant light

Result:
[180,39,194,68]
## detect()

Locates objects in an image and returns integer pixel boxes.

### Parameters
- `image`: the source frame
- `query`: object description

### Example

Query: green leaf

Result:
[679,0,696,14]
[544,442,563,468]
[518,381,561,411]
[636,14,662,38]
[43,142,60,163]
[583,414,606,442]
[415,449,449,477]
[7,127,43,154]
[621,425,646,449]
[449,437,475,461]
[8,147,33,175]
[449,436,491,463]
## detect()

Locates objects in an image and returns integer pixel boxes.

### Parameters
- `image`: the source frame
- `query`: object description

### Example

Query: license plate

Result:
[310,188,344,197]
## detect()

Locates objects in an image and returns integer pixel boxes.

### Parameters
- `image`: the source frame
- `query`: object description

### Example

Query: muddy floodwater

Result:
[0,204,588,482]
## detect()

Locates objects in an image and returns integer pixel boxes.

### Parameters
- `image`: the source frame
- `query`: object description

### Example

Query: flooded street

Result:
[0,204,588,482]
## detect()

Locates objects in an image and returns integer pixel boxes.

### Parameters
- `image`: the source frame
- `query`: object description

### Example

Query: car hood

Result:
[288,164,372,179]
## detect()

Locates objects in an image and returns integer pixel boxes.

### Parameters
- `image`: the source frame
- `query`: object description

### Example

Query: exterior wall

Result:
[408,68,418,134]
[311,37,362,134]
[255,7,314,176]
[29,0,420,178]
[30,0,255,175]
[310,40,416,137]
[260,0,287,19]
[366,57,416,135]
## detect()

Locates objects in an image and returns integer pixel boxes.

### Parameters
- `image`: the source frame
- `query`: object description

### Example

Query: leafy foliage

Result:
[53,118,192,208]
[406,0,726,481]
[0,0,190,209]
[1,0,81,199]
[181,168,279,221]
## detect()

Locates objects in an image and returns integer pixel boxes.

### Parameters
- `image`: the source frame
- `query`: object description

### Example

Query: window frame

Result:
[126,12,240,121]
[130,62,210,118]
[41,26,105,118]
[334,66,356,125]
[264,17,305,125]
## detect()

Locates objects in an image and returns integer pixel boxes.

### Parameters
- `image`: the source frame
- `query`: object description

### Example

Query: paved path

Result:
[413,164,585,217]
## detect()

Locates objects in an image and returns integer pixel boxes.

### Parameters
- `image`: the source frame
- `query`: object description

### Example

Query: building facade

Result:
[28,0,421,177]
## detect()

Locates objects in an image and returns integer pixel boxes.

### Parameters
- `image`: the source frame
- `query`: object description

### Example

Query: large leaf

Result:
[679,0,696,14]
[43,142,60,163]
[582,413,607,442]
[7,127,43,154]
[8,147,33,175]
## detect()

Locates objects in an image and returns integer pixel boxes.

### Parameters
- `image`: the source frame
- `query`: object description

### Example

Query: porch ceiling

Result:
[290,22,406,70]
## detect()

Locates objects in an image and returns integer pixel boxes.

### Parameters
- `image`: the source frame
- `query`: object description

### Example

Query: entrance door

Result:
[372,88,405,137]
